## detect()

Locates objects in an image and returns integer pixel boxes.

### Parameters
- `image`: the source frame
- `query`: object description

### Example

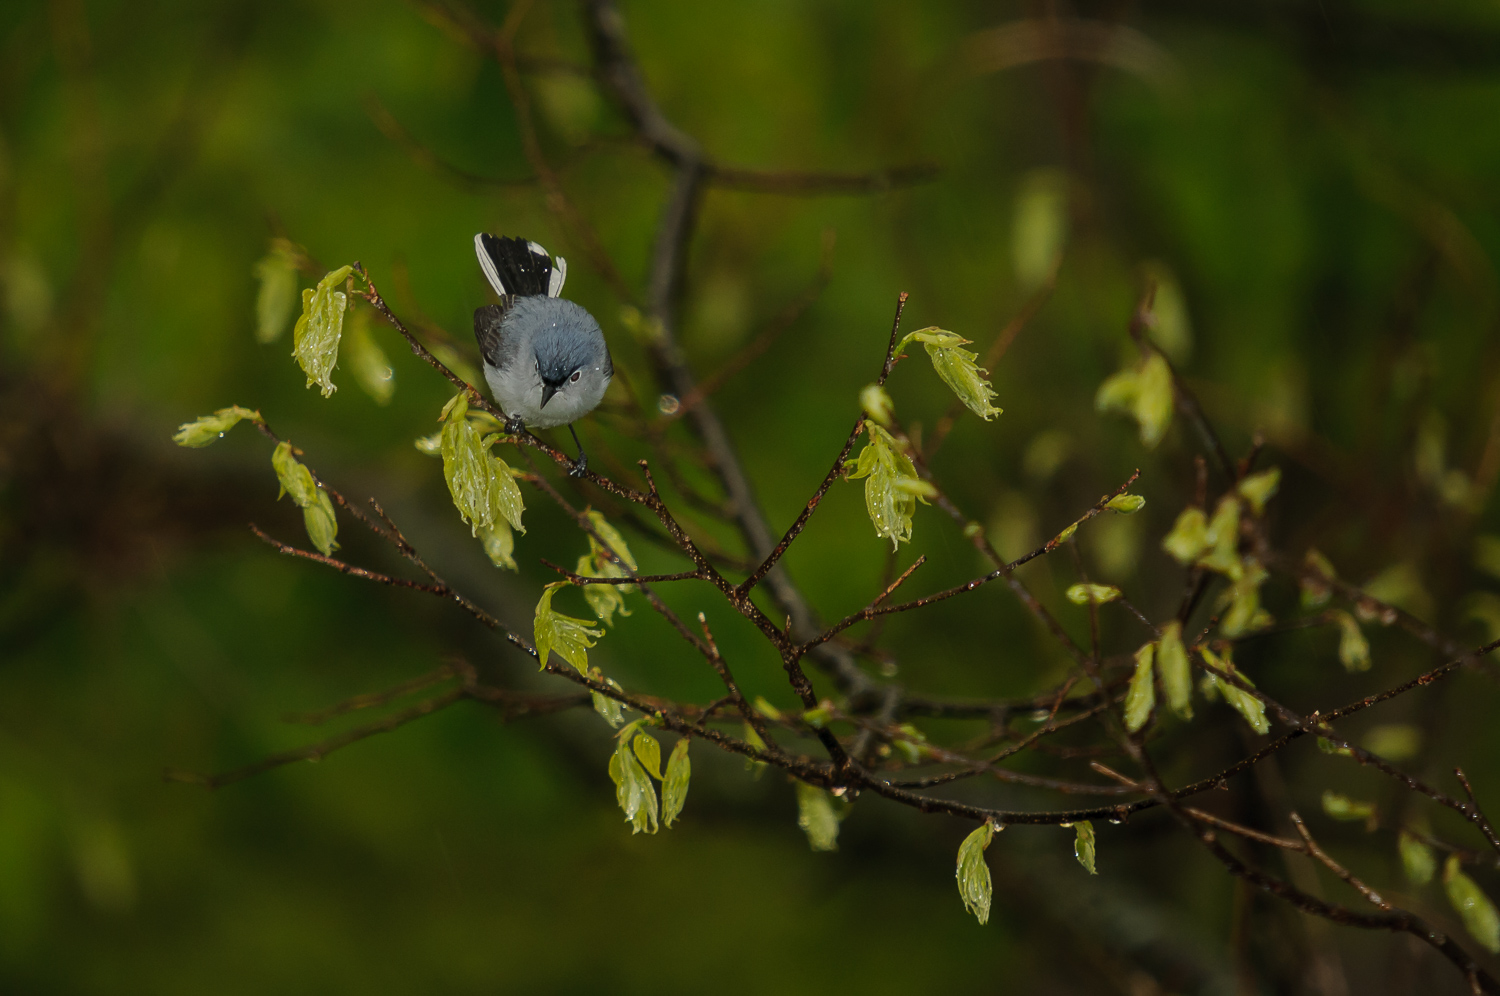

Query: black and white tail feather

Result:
[474,233,566,299]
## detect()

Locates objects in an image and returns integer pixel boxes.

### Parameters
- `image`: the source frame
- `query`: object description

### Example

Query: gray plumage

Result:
[472,234,612,432]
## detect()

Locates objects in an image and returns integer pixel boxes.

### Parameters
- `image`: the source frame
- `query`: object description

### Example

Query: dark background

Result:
[4,1,1500,992]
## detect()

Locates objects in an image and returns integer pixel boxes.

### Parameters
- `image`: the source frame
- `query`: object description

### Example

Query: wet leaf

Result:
[1106,493,1145,514]
[1218,559,1271,638]
[584,509,637,572]
[478,520,517,571]
[1065,583,1120,605]
[1332,610,1370,672]
[343,306,394,405]
[632,731,663,780]
[955,821,996,924]
[589,670,626,728]
[662,738,690,828]
[608,733,659,835]
[848,421,929,550]
[795,782,842,851]
[270,441,338,555]
[1317,736,1354,758]
[1197,497,1242,577]
[1236,467,1281,516]
[1162,507,1209,565]
[1157,621,1193,720]
[1070,821,1097,875]
[440,393,526,536]
[172,406,261,448]
[533,582,603,673]
[1201,646,1268,734]
[898,328,1002,420]
[1398,831,1436,886]
[253,240,300,344]
[292,265,353,397]
[1445,855,1500,953]
[1134,353,1174,448]
[413,431,442,456]
[860,383,894,427]
[1124,641,1156,733]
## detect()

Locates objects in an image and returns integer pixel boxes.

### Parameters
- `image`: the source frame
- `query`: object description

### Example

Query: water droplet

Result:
[657,393,680,415]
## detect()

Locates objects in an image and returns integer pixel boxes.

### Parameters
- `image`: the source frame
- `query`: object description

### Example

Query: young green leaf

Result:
[608,735,659,835]
[578,565,627,626]
[1124,641,1156,733]
[440,394,526,536]
[898,328,1002,421]
[1013,169,1067,291]
[533,582,603,673]
[1444,855,1500,953]
[1363,724,1421,762]
[270,441,338,556]
[292,265,353,397]
[955,821,996,924]
[253,240,300,344]
[1133,352,1173,449]
[1141,260,1192,361]
[589,670,626,728]
[1069,821,1097,875]
[1106,493,1146,514]
[1398,831,1436,886]
[1236,467,1281,516]
[1332,610,1370,672]
[1161,507,1209,565]
[662,738,690,828]
[1157,621,1193,720]
[1200,646,1268,734]
[632,730,663,780]
[1065,583,1121,606]
[848,421,931,550]
[342,306,394,405]
[1218,559,1271,638]
[172,406,261,448]
[413,431,442,456]
[743,722,768,779]
[859,383,894,427]
[1316,735,1354,758]
[795,782,842,852]
[1197,497,1242,576]
[478,520,517,571]
[752,697,783,721]
[1321,791,1377,827]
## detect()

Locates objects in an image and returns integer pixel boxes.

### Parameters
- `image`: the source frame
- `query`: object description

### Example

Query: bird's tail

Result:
[474,234,566,298]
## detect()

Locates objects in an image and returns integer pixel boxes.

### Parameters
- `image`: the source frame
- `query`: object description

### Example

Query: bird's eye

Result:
[569,370,581,384]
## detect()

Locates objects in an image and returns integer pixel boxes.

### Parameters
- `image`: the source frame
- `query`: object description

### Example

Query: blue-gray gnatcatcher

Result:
[473,233,612,475]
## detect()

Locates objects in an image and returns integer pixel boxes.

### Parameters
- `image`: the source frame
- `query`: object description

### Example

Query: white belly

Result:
[483,360,610,430]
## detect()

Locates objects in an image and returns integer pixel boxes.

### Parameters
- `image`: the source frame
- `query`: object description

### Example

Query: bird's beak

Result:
[540,382,559,409]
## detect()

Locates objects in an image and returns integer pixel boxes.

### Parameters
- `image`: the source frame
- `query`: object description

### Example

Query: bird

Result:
[472,233,612,475]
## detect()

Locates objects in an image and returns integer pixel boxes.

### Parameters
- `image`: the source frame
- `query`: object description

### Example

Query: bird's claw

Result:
[568,454,589,478]
[503,415,527,437]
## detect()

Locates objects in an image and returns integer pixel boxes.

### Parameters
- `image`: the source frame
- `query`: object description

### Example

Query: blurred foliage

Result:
[5,0,1500,992]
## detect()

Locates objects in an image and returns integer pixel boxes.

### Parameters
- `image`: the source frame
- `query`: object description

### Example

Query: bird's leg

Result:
[567,424,589,477]
[503,412,527,437]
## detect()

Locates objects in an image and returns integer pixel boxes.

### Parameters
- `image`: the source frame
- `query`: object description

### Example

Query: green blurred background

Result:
[5,1,1500,992]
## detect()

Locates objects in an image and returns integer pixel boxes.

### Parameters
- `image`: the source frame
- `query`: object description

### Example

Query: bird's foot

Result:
[503,414,527,437]
[568,453,589,478]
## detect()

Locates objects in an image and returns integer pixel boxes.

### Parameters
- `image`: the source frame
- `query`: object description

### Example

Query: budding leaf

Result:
[413,431,442,456]
[632,731,663,780]
[1065,583,1120,606]
[1236,467,1281,516]
[270,441,338,555]
[848,421,930,550]
[1162,507,1209,565]
[1332,610,1370,673]
[440,393,526,536]
[1070,821,1097,875]
[608,733,659,834]
[1316,736,1354,757]
[479,520,517,571]
[1218,559,1271,638]
[292,265,353,397]
[589,670,626,728]
[1201,646,1268,734]
[898,328,1002,421]
[343,306,394,405]
[1398,831,1436,886]
[1157,621,1193,720]
[1124,641,1156,733]
[662,738,690,828]
[1445,855,1500,953]
[253,240,301,344]
[795,782,842,852]
[533,582,603,673]
[172,406,261,448]
[1107,493,1145,514]
[955,821,996,925]
[1197,497,1242,577]
[1321,790,1377,827]
[860,383,894,427]
[743,722,768,779]
[1096,353,1173,448]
